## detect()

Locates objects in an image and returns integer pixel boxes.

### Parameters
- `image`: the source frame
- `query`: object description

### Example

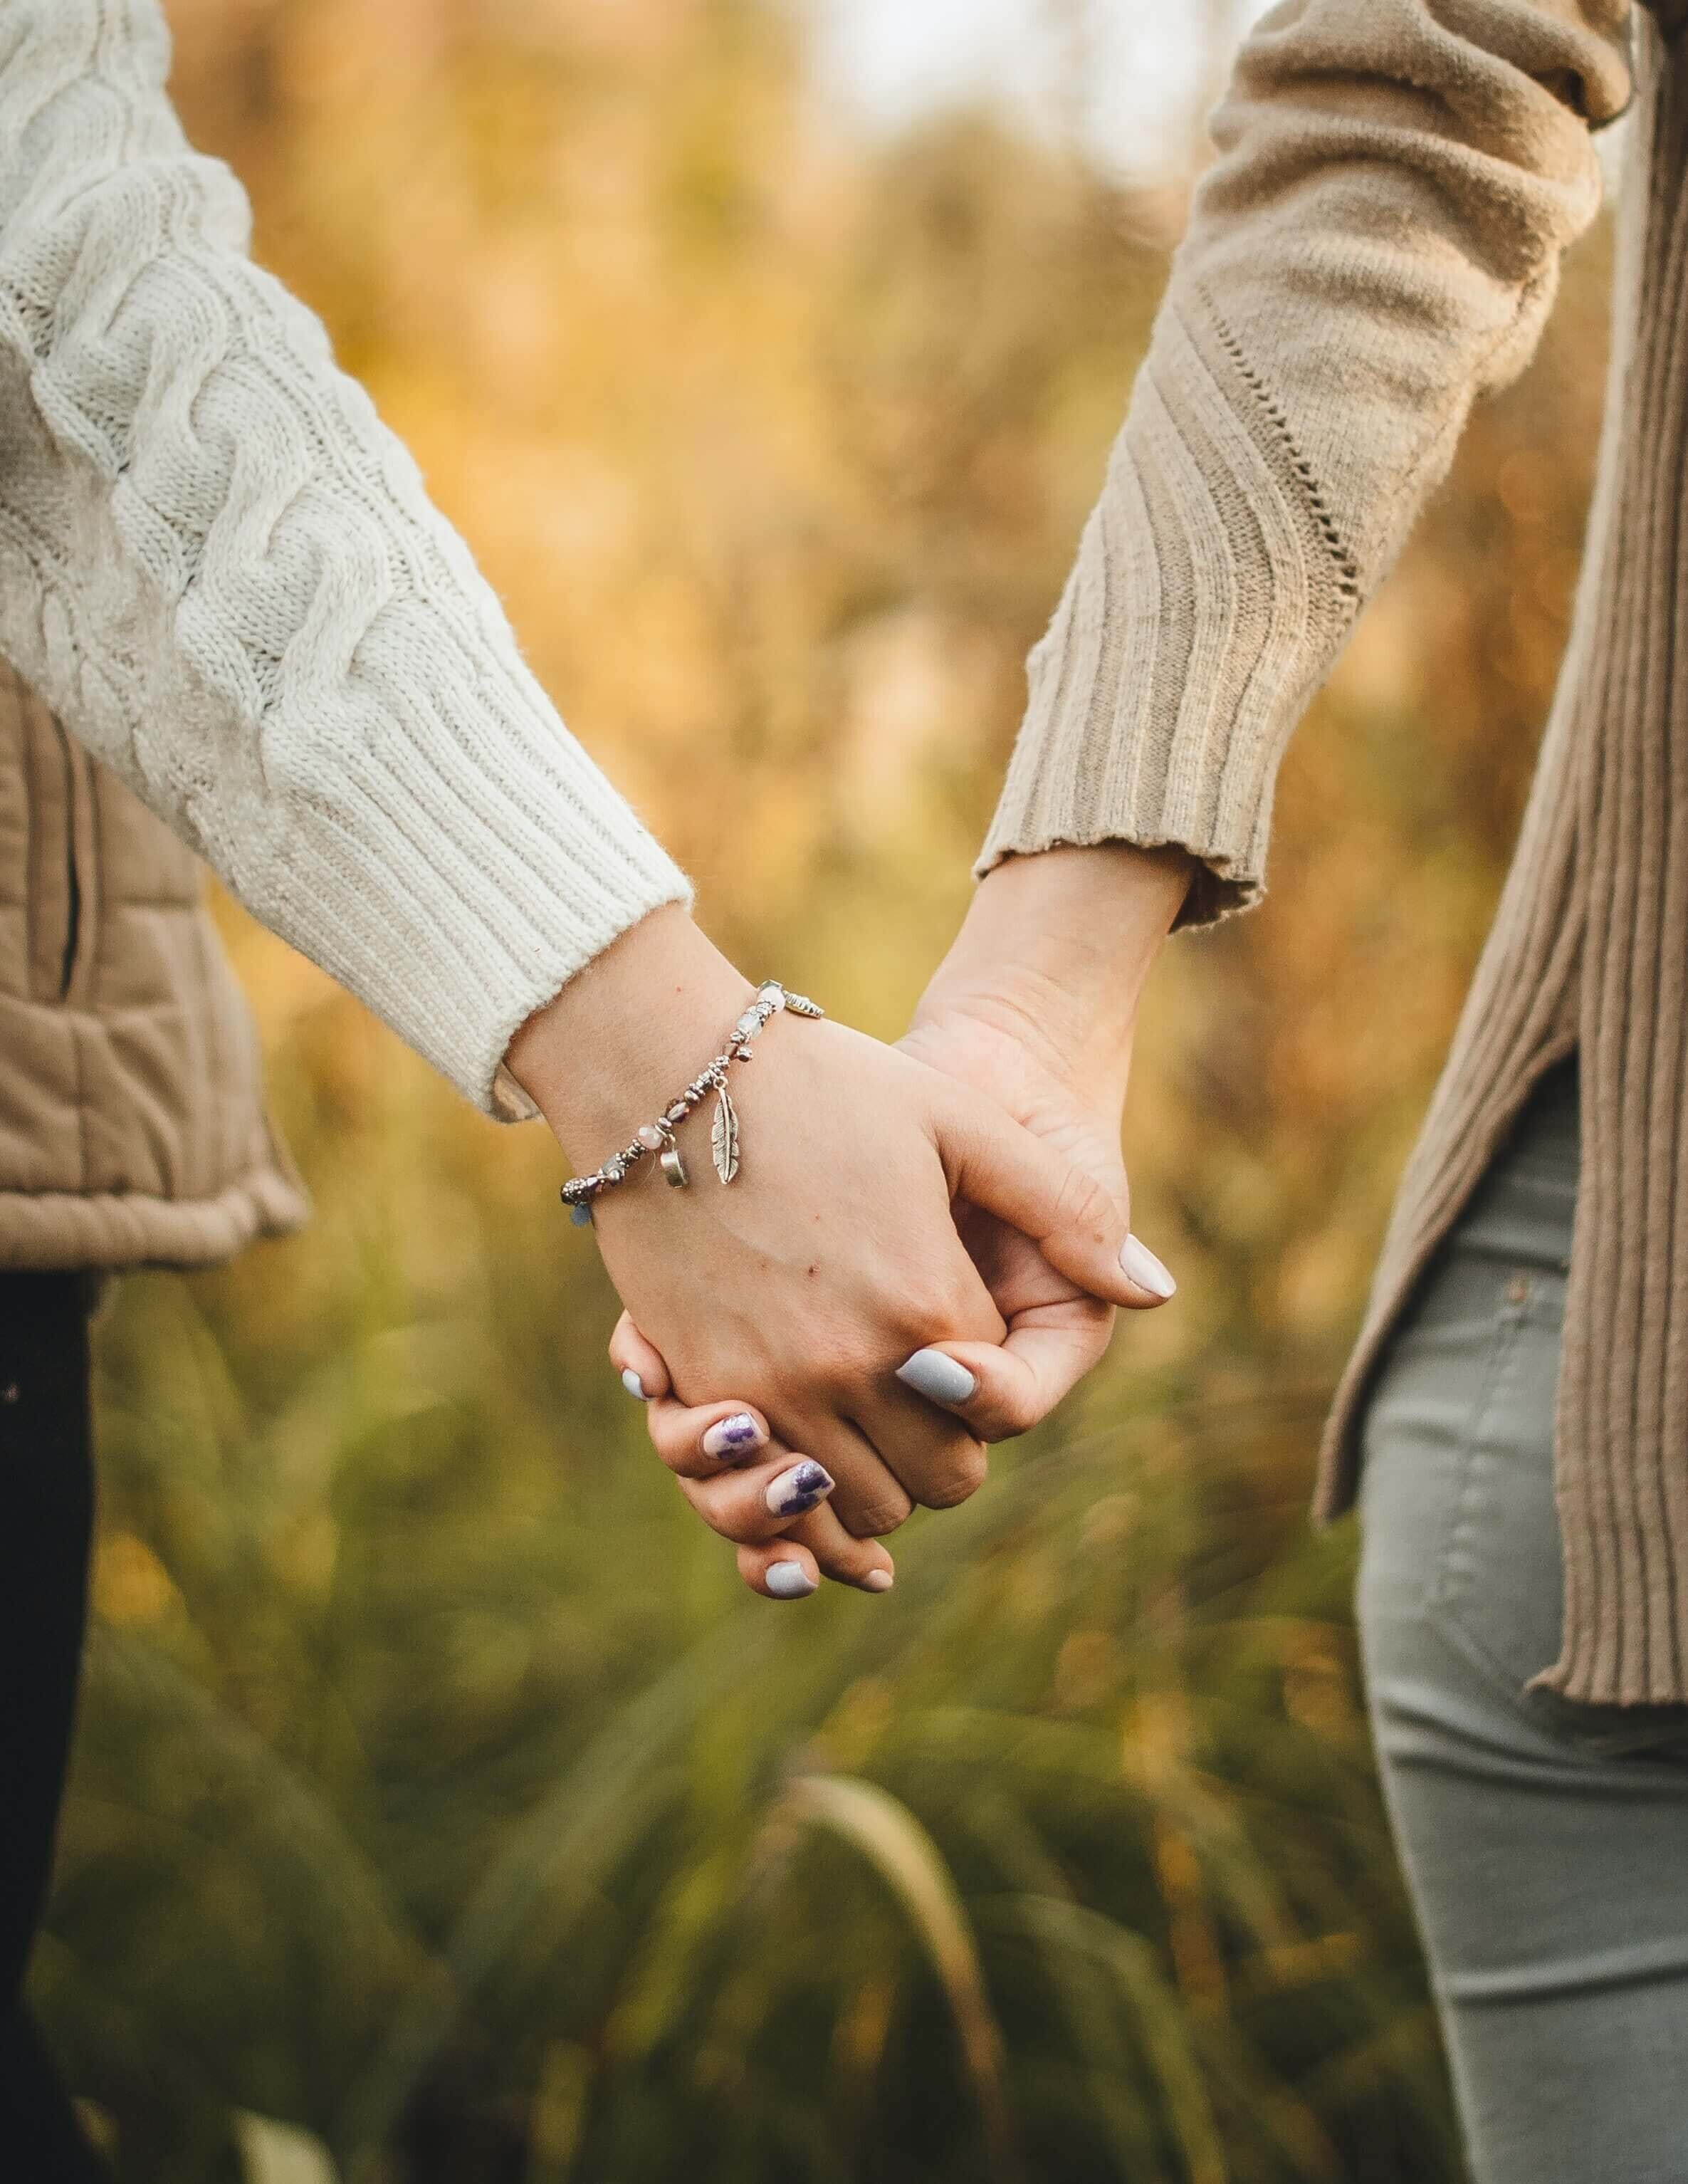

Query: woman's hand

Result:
[603,1330,898,1599]
[603,845,1195,1597]
[885,840,1193,1434]
[505,904,1153,1541]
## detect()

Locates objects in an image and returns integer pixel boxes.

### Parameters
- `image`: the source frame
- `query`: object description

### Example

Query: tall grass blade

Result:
[235,2111,341,2184]
[988,1894,1229,2184]
[774,1775,1015,2180]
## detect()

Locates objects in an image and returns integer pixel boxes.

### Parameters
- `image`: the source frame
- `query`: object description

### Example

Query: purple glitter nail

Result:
[701,1411,763,1461]
[766,1461,834,1518]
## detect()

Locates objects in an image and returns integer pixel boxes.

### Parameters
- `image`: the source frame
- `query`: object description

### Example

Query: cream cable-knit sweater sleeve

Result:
[0,0,692,1114]
[979,0,1638,924]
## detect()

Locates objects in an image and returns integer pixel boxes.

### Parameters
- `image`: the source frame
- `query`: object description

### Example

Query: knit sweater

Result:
[982,0,1688,1705]
[0,0,692,1117]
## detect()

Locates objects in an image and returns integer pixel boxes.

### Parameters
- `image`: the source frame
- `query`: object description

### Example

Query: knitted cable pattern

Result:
[0,0,691,1113]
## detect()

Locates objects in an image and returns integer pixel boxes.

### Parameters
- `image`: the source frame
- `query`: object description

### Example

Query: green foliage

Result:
[50,1260,1452,2181]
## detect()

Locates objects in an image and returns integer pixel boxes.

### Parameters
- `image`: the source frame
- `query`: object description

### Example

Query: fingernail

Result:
[765,1561,817,1599]
[896,1348,977,1406]
[1119,1233,1176,1299]
[765,1460,834,1518]
[621,1368,648,1400]
[859,1569,895,1594]
[702,1411,765,1461]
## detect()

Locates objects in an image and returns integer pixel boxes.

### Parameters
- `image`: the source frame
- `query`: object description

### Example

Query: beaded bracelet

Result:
[560,979,824,1224]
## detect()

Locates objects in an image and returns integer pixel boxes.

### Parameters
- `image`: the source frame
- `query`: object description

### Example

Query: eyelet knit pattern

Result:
[0,0,692,1114]
[978,0,1632,927]
[978,1,1688,1707]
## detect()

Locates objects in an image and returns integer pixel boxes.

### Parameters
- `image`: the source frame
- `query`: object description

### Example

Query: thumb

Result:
[933,1087,1177,1310]
[897,1312,1114,1442]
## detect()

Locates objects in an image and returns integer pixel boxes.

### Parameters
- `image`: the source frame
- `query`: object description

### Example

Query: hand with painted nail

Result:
[508,906,1155,1550]
[603,845,1192,1599]
[609,1319,898,1601]
[883,841,1192,1439]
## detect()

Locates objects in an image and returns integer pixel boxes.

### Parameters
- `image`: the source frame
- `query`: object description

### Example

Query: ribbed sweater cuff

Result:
[0,0,698,1123]
[193,632,698,1121]
[975,296,1357,927]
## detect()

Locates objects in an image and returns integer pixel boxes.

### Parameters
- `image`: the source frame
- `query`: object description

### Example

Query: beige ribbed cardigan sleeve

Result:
[979,0,1639,924]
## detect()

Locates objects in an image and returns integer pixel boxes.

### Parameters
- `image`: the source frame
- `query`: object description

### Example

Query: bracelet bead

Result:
[559,979,822,1217]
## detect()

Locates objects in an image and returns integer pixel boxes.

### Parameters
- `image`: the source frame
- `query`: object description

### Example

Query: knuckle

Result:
[649,1424,698,1475]
[1054,1164,1114,1243]
[890,1286,992,1356]
[896,1281,962,1334]
[916,1443,989,1510]
[986,1391,1042,1442]
[699,1500,769,1547]
[688,1491,735,1541]
[825,1545,876,1582]
[847,1493,913,1538]
[806,1334,875,1400]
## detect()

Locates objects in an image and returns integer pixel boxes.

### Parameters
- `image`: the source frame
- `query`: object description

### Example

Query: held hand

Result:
[602,845,1192,1599]
[891,1001,1173,1433]
[584,1015,1146,1537]
[891,839,1195,1441]
[609,1000,1173,1598]
[604,1330,897,1599]
[507,906,1151,1542]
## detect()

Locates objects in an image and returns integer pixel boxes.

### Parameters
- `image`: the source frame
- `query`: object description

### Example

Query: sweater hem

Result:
[0,1168,310,1272]
[973,819,1264,930]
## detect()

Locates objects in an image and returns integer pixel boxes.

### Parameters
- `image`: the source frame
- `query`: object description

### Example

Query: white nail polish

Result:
[621,1368,647,1399]
[1119,1233,1176,1299]
[765,1561,817,1599]
[860,1569,894,1594]
[896,1347,977,1405]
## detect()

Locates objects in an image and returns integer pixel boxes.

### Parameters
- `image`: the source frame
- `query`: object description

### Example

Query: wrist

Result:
[913,842,1190,1099]
[503,906,756,1167]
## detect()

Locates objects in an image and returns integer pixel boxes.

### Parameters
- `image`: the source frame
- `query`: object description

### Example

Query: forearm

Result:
[0,0,688,1112]
[913,844,1192,1107]
[504,907,755,1167]
[980,0,1633,924]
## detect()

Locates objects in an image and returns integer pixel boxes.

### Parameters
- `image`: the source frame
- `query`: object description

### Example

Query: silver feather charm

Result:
[782,990,824,1018]
[711,1085,741,1184]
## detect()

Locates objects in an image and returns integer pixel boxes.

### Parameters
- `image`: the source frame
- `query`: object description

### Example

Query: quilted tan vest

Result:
[0,659,307,1270]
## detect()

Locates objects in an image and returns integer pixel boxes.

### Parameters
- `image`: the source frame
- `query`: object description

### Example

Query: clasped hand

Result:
[505,849,1191,1603]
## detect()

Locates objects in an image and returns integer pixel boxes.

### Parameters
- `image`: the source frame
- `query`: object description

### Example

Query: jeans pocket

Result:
[1425,1270,1572,1705]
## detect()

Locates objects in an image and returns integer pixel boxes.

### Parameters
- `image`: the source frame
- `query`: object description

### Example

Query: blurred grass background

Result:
[34,0,1613,2175]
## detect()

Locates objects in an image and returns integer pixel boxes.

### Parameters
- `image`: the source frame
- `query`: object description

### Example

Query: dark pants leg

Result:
[0,1273,108,2179]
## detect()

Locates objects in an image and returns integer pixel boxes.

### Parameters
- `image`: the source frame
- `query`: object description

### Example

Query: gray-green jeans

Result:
[1356,1054,1688,2184]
